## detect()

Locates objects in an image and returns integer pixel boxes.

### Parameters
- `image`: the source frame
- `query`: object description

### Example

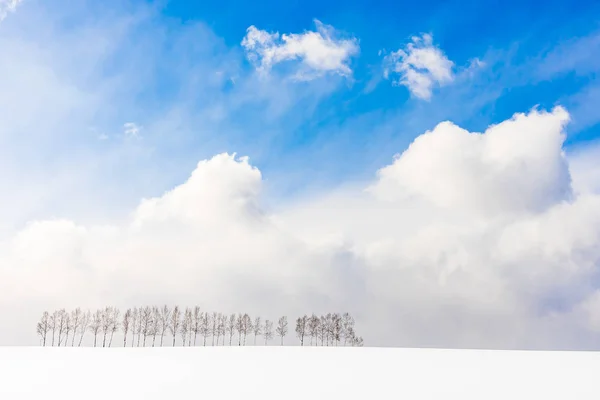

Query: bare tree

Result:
[227,314,236,346]
[70,308,83,347]
[169,306,181,347]
[78,310,90,347]
[276,316,288,345]
[235,314,244,346]
[200,312,211,346]
[63,312,73,347]
[332,313,342,346]
[141,306,153,347]
[217,313,225,345]
[263,320,273,345]
[341,312,355,346]
[49,311,58,346]
[192,307,201,346]
[318,315,327,346]
[211,312,218,346]
[159,305,171,347]
[57,309,67,346]
[89,310,102,347]
[185,308,193,346]
[308,314,320,346]
[122,309,132,347]
[180,308,190,347]
[253,316,262,345]
[108,308,120,347]
[36,311,50,346]
[242,314,252,346]
[131,307,139,347]
[295,315,308,346]
[151,307,161,347]
[101,307,112,348]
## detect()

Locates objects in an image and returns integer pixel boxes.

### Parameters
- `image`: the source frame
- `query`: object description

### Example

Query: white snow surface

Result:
[1,347,599,399]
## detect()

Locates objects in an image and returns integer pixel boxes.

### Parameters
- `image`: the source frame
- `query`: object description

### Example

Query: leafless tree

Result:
[252,316,262,345]
[227,314,236,346]
[192,306,201,346]
[89,310,102,347]
[101,307,112,348]
[159,305,171,347]
[169,306,181,347]
[200,312,211,346]
[180,308,190,347]
[242,314,252,346]
[131,307,139,347]
[63,312,73,347]
[235,314,244,346]
[276,316,288,345]
[341,312,355,346]
[211,312,218,346]
[318,315,327,346]
[36,311,50,346]
[217,313,225,345]
[264,319,273,345]
[135,307,144,347]
[57,309,67,346]
[108,308,120,347]
[122,309,132,347]
[77,310,90,347]
[141,306,153,347]
[151,307,161,347]
[332,313,342,346]
[308,314,319,346]
[184,308,193,346]
[49,311,58,346]
[295,315,308,346]
[324,313,334,346]
[70,308,83,347]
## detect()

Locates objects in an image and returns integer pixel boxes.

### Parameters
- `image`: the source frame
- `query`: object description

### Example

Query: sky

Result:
[1,0,600,348]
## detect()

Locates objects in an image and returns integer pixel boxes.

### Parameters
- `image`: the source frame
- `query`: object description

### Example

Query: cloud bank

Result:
[242,20,359,80]
[2,106,600,349]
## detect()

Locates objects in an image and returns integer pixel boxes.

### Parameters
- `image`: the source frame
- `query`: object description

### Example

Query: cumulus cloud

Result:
[0,0,21,22]
[383,33,454,100]
[241,20,359,80]
[2,106,600,349]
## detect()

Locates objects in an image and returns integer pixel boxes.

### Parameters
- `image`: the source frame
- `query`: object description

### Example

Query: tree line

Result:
[36,307,364,348]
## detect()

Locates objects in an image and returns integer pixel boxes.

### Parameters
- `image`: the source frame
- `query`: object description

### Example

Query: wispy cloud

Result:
[241,19,359,80]
[0,0,21,22]
[123,122,142,139]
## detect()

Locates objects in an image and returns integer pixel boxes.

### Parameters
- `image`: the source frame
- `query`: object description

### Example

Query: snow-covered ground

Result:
[1,347,599,399]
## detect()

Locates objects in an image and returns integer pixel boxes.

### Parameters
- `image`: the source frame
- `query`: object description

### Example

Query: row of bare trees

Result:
[36,307,364,348]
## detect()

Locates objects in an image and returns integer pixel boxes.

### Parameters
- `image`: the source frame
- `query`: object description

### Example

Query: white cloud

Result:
[0,0,21,22]
[123,122,142,138]
[2,106,600,349]
[241,20,359,80]
[383,33,454,100]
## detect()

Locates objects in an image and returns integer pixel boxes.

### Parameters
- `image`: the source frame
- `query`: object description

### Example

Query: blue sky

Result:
[2,0,599,219]
[0,0,598,227]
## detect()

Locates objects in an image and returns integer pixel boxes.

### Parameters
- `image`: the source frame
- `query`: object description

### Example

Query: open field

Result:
[1,347,599,399]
